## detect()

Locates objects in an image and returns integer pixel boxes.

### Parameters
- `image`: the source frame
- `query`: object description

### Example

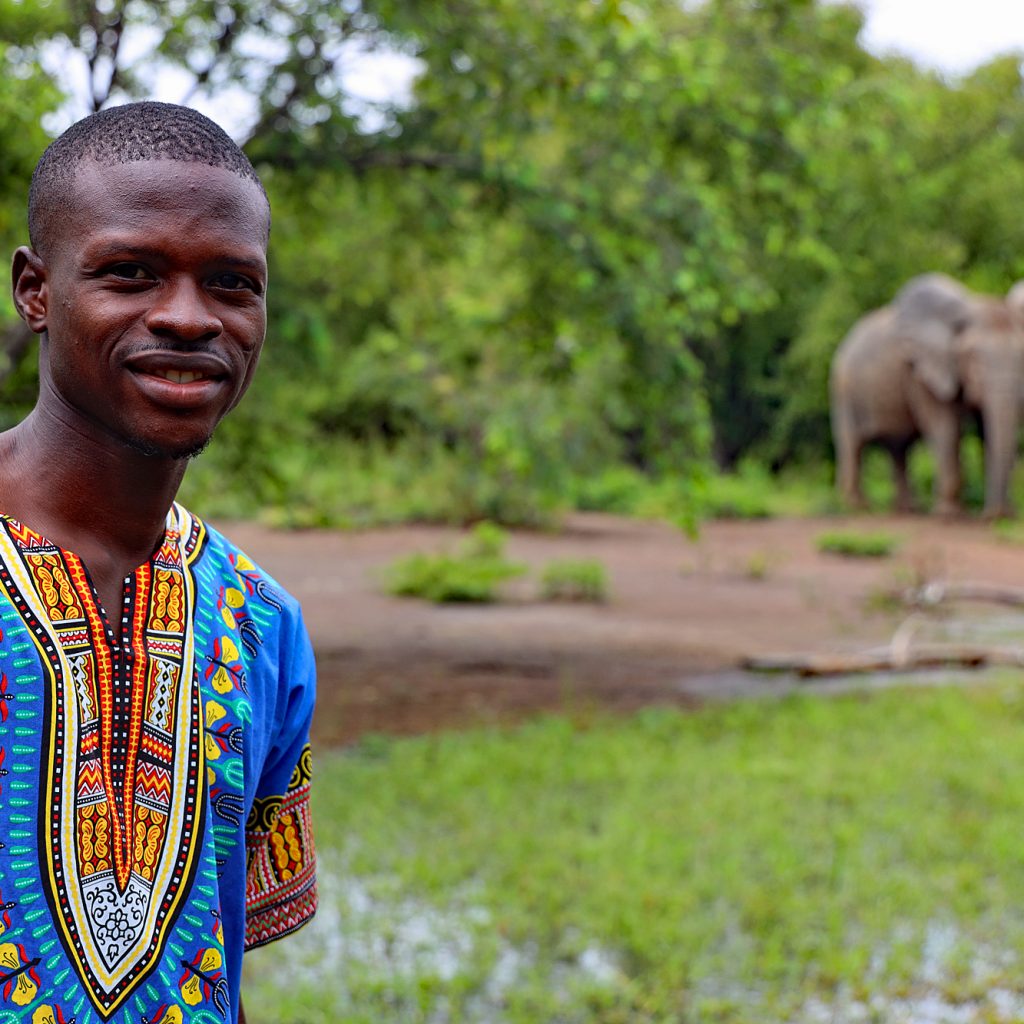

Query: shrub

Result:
[385,523,526,602]
[540,559,609,602]
[816,530,899,558]
[699,468,774,520]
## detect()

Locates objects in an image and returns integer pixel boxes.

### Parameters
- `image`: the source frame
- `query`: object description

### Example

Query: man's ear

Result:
[12,246,48,334]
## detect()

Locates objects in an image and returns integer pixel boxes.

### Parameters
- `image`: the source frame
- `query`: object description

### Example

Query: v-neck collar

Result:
[0,506,181,645]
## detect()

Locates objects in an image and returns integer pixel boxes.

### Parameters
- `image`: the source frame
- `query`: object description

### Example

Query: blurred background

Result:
[8,1,1024,1021]
[7,0,1024,527]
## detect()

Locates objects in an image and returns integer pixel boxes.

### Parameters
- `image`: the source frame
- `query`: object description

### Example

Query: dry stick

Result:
[903,581,1024,608]
[744,609,1024,677]
[742,645,1024,678]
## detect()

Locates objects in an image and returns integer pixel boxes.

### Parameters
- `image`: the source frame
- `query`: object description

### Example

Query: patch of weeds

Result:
[385,522,526,603]
[993,519,1024,545]
[863,584,903,614]
[540,559,609,602]
[816,530,899,558]
[743,551,771,581]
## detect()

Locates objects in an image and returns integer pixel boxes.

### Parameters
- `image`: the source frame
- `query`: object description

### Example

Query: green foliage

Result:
[7,1,1024,521]
[385,522,526,602]
[698,464,775,520]
[246,681,1024,1021]
[539,559,608,602]
[816,529,899,558]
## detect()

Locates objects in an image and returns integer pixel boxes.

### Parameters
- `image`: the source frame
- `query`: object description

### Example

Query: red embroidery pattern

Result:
[244,745,317,948]
[0,513,205,1018]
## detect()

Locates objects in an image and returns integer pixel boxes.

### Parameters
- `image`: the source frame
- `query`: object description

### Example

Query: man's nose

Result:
[144,277,222,342]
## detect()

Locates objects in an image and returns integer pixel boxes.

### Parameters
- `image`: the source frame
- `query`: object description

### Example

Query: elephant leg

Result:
[889,441,914,513]
[924,409,961,516]
[833,405,867,509]
[837,436,867,509]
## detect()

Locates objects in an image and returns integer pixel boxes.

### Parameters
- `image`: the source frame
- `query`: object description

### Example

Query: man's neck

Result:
[0,409,188,617]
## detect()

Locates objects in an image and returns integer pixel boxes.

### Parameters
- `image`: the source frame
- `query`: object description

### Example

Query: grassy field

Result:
[245,680,1024,1023]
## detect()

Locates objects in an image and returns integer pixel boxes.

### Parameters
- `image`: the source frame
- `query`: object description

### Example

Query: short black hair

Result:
[28,101,268,254]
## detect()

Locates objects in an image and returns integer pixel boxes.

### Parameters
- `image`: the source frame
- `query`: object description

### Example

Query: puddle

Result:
[782,920,1024,1024]
[248,863,1024,1024]
[245,855,626,1018]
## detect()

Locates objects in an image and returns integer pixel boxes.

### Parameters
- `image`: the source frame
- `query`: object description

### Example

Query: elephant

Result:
[830,273,1024,518]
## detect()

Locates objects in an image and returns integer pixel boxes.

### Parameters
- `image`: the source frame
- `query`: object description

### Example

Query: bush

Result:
[816,530,899,558]
[540,559,609,602]
[699,467,775,520]
[385,523,526,602]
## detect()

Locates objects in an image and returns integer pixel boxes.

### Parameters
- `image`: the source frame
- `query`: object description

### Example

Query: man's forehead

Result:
[70,157,267,210]
[46,158,272,253]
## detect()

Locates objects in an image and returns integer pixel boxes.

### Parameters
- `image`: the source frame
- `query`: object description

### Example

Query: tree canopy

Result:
[3,0,1024,523]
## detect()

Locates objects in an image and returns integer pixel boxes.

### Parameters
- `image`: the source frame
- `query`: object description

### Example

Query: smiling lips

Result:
[124,353,232,410]
[153,368,208,385]
[126,351,230,389]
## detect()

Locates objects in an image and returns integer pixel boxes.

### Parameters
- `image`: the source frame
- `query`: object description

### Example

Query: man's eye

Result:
[211,273,256,292]
[108,263,152,281]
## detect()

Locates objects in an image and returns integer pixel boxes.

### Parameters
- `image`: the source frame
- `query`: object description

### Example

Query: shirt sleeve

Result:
[242,604,317,950]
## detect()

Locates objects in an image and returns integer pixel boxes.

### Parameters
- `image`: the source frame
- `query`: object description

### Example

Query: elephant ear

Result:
[906,319,961,401]
[894,274,974,402]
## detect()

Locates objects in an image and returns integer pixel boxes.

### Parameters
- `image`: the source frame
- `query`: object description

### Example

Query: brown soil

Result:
[218,513,1024,746]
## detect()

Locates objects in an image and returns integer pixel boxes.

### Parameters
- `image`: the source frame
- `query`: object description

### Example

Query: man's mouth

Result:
[151,369,208,384]
[123,352,232,410]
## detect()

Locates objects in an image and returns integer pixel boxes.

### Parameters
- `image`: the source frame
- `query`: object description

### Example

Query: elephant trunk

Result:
[982,387,1020,518]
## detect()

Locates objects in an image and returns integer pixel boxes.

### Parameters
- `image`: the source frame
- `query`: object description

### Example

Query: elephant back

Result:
[830,306,901,396]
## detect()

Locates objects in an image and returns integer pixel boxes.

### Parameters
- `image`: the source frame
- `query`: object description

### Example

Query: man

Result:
[0,102,316,1023]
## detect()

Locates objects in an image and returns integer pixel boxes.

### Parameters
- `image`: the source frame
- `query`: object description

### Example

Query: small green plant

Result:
[993,519,1024,544]
[540,559,609,602]
[743,551,771,581]
[385,522,526,602]
[862,584,903,614]
[816,530,899,558]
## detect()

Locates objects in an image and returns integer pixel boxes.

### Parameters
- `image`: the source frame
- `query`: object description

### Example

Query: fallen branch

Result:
[903,581,1024,608]
[743,644,1024,678]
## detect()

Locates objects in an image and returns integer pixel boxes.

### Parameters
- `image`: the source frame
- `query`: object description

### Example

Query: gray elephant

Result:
[830,273,1024,518]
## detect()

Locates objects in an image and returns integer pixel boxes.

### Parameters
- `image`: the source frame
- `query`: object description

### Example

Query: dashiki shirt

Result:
[0,503,317,1024]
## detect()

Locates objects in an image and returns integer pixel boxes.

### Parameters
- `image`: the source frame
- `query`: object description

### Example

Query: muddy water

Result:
[246,859,1024,1024]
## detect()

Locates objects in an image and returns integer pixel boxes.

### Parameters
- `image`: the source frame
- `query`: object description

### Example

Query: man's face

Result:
[25,159,269,459]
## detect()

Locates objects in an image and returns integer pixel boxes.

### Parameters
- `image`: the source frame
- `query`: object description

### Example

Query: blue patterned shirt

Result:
[0,504,317,1024]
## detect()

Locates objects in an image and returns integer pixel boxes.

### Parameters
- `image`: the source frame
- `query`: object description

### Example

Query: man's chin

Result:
[122,434,212,461]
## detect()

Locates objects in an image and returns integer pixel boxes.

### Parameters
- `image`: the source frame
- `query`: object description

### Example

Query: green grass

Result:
[816,529,899,558]
[540,559,609,602]
[245,680,1024,1023]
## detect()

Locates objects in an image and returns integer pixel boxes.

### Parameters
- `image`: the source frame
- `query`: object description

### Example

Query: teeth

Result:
[158,370,204,384]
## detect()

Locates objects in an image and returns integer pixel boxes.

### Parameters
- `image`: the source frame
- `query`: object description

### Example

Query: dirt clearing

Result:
[219,513,1024,746]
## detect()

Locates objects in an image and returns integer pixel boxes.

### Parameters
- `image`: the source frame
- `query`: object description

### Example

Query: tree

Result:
[9,0,1024,520]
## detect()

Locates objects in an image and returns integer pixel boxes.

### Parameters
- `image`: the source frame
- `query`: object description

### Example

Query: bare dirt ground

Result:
[219,513,1024,747]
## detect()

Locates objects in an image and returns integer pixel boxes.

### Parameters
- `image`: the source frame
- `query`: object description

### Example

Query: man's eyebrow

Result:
[84,242,267,273]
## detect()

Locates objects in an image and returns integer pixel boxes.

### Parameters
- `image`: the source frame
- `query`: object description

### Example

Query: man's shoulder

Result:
[174,502,304,625]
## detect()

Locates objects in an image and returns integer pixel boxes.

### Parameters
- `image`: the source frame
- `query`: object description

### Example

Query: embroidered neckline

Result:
[0,507,206,1015]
